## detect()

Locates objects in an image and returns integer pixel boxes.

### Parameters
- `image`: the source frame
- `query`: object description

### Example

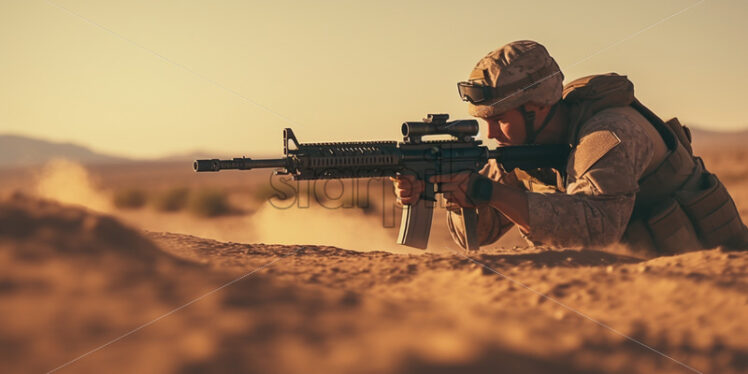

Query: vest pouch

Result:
[636,142,696,209]
[676,173,744,248]
[646,199,702,254]
[664,117,693,155]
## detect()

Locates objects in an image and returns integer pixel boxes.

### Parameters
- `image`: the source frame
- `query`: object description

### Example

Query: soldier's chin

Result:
[495,139,519,147]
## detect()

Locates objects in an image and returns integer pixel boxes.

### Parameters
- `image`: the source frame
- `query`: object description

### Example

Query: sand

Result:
[1,194,746,374]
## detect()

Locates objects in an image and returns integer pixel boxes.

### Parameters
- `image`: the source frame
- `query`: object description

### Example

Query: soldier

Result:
[392,40,748,254]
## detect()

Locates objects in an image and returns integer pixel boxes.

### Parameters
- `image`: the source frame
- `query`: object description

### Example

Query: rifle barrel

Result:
[194,157,287,172]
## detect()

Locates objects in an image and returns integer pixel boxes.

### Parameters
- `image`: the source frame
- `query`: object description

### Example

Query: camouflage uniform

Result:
[450,40,748,252]
[447,105,669,249]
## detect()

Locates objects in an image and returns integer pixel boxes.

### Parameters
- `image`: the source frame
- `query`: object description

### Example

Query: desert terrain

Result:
[0,142,746,373]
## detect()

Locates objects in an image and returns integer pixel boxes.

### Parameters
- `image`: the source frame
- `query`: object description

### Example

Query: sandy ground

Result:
[1,145,746,373]
[1,195,746,374]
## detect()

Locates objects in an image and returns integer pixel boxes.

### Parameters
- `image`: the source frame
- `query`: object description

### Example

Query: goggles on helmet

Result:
[456,81,496,104]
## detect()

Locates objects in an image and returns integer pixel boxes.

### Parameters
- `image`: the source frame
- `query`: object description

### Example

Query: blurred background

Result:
[1,0,747,251]
[2,0,747,157]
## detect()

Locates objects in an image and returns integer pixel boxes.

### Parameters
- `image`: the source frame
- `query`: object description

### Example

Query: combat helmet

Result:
[457,40,564,143]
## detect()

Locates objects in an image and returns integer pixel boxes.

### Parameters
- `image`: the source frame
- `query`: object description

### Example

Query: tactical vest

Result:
[524,73,747,254]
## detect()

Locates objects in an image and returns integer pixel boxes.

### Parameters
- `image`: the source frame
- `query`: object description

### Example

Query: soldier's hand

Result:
[389,175,425,205]
[430,171,477,208]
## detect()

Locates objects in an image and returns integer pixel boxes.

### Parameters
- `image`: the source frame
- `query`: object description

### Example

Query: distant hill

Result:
[1,127,744,168]
[688,127,748,150]
[0,134,131,167]
[0,134,241,168]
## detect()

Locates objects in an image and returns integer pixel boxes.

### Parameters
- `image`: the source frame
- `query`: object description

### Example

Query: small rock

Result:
[637,265,650,273]
[606,265,614,274]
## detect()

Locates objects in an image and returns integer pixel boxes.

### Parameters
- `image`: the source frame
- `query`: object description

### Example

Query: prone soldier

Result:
[393,40,748,254]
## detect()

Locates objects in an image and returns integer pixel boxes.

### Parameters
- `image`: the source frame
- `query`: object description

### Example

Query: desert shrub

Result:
[112,188,147,209]
[152,187,190,212]
[187,189,233,217]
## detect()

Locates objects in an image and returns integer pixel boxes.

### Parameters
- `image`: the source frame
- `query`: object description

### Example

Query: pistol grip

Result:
[397,199,434,249]
[460,207,480,251]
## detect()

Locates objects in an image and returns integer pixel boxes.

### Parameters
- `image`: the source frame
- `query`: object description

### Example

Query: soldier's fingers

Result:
[440,181,470,193]
[411,181,424,194]
[454,171,473,183]
[439,183,460,192]
[445,191,469,208]
[399,174,418,183]
[446,196,472,208]
[445,188,467,199]
[391,175,416,184]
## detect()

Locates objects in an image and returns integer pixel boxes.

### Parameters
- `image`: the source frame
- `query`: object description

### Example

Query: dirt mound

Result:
[0,195,285,373]
[0,193,173,263]
[1,195,746,373]
[149,232,748,374]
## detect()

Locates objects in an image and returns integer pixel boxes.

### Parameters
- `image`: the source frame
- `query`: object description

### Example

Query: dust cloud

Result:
[246,203,415,253]
[34,159,111,212]
[22,161,463,253]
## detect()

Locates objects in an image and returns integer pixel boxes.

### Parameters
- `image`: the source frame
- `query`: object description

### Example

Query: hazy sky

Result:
[1,0,747,158]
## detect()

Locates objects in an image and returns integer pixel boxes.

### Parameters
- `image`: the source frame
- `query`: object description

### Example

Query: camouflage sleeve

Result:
[524,108,656,248]
[446,160,517,248]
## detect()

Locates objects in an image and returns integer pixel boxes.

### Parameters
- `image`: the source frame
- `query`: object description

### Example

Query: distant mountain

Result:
[0,134,131,167]
[687,126,748,150]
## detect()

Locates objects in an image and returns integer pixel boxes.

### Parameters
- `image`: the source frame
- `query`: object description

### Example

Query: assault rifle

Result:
[194,114,570,250]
